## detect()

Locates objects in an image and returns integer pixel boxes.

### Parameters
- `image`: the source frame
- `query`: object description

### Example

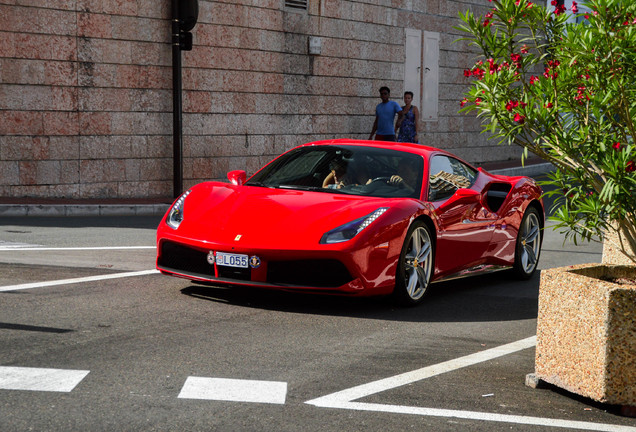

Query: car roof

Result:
[297,138,469,165]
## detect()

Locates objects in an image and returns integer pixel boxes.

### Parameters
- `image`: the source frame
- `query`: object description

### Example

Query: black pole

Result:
[171,0,183,198]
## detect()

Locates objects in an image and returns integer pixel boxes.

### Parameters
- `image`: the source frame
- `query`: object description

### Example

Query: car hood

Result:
[175,182,394,249]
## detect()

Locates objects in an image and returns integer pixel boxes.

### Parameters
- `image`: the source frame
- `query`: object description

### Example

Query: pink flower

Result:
[520,45,529,54]
[475,97,482,106]
[613,142,621,150]
[472,68,485,80]
[545,102,553,109]
[529,75,539,85]
[572,1,578,13]
[464,69,471,77]
[513,113,525,124]
[483,19,491,27]
[627,161,635,172]
[487,58,499,74]
[460,98,468,107]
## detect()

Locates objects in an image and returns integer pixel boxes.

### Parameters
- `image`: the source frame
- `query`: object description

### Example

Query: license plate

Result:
[215,252,248,268]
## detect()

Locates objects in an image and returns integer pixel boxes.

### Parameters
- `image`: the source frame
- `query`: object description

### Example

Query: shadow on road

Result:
[181,269,540,323]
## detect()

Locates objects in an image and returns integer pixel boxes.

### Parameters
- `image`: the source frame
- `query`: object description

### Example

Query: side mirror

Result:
[227,170,247,186]
[439,187,480,209]
[454,188,480,200]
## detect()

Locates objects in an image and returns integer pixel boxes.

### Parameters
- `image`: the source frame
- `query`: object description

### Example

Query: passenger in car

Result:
[323,159,372,189]
[322,159,348,188]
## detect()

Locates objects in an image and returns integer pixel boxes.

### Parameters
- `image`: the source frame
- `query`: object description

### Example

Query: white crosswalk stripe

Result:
[178,377,287,404]
[0,366,89,392]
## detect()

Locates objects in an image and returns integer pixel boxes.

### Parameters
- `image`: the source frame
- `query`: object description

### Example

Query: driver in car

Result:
[388,159,418,193]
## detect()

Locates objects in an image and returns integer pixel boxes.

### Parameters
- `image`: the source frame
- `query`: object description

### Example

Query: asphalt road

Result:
[0,215,634,432]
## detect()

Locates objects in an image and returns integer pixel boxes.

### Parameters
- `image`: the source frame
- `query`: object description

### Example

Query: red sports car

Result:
[156,139,544,305]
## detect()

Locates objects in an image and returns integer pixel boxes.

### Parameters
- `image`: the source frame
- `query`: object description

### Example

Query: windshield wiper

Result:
[277,185,352,194]
[245,181,269,187]
[278,184,321,191]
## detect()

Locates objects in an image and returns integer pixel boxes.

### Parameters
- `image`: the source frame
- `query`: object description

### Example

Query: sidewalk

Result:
[0,158,554,218]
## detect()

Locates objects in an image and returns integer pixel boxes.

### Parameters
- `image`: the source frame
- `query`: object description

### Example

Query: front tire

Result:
[512,207,542,279]
[394,221,434,306]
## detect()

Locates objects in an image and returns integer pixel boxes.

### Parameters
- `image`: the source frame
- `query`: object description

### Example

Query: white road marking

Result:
[0,246,155,251]
[0,366,89,392]
[178,377,287,404]
[322,402,636,432]
[306,336,636,432]
[0,241,43,249]
[0,269,159,292]
[307,336,537,405]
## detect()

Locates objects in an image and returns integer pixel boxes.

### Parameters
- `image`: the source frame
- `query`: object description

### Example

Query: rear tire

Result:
[512,207,542,279]
[393,221,434,306]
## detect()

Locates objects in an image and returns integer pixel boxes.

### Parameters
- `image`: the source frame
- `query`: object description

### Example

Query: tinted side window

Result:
[428,155,477,201]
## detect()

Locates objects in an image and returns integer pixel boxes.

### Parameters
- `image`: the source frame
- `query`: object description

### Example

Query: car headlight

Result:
[320,207,389,244]
[166,190,191,230]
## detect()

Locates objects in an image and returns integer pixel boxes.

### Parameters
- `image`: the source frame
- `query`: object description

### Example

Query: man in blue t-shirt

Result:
[369,86,404,141]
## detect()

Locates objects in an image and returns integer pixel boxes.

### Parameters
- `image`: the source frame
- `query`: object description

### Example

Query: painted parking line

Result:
[324,403,636,432]
[306,336,636,432]
[307,336,537,405]
[0,269,159,292]
[178,377,287,404]
[0,241,43,249]
[0,366,89,392]
[0,246,155,251]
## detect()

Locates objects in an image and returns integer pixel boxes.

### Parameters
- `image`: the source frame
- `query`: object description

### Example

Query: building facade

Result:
[0,0,520,200]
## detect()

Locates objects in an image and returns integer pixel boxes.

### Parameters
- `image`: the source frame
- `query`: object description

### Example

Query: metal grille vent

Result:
[285,0,308,11]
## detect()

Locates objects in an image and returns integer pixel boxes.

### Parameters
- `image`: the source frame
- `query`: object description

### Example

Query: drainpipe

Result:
[171,0,197,198]
[171,1,183,199]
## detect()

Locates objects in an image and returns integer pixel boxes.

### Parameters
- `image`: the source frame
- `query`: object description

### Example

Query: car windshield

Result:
[246,145,423,199]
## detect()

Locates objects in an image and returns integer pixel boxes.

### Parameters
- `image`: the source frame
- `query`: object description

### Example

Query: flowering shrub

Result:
[457,0,636,264]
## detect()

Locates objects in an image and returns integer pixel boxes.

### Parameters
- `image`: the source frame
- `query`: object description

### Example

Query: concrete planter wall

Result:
[534,264,636,408]
[603,228,636,266]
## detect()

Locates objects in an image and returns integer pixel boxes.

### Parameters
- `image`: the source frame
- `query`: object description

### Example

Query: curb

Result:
[0,203,170,218]
[488,162,555,178]
[0,164,555,218]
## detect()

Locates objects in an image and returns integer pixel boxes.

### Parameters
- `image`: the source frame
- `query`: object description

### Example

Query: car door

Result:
[428,155,497,275]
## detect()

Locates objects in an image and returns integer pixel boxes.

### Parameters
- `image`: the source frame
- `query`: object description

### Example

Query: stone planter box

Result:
[603,228,635,266]
[534,264,636,410]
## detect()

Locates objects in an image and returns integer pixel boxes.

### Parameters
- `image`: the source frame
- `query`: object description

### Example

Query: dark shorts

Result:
[375,134,396,141]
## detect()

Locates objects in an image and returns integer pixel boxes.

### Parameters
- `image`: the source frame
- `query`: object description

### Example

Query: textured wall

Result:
[0,0,518,199]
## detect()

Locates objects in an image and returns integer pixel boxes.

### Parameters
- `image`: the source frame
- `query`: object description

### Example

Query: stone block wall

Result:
[0,0,515,199]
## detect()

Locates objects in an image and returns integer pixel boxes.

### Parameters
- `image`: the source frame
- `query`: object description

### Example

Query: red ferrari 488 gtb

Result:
[157,139,544,305]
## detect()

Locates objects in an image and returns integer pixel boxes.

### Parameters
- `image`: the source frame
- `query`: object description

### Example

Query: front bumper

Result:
[158,239,355,289]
